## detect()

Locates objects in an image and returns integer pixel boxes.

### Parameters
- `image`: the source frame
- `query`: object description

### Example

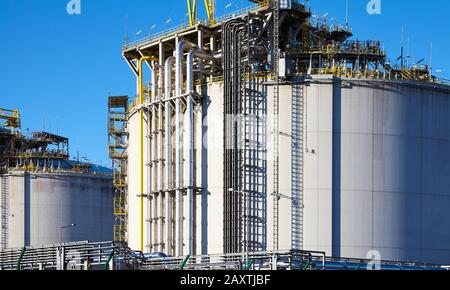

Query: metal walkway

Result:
[0,241,446,271]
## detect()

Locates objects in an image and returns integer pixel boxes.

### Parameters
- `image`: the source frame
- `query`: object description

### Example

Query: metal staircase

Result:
[291,83,304,250]
[1,176,9,250]
[108,96,129,246]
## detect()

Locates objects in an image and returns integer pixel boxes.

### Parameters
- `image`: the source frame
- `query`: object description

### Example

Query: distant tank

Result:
[0,110,114,249]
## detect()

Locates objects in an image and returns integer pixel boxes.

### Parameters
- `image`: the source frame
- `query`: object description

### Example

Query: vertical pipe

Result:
[153,183,158,251]
[164,56,174,255]
[138,56,157,253]
[175,41,184,257]
[147,100,153,253]
[175,40,196,257]
[186,51,195,256]
[185,49,213,255]
[197,30,204,72]
[159,42,165,253]
[138,59,145,253]
[151,63,157,102]
[149,64,159,253]
[152,64,159,252]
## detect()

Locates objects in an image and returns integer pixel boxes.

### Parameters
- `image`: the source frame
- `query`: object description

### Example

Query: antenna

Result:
[430,42,433,76]
[345,0,349,27]
[400,26,404,68]
[124,14,129,45]
[406,37,410,66]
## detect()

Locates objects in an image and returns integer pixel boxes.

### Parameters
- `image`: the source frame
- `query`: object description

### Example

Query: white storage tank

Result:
[125,76,450,264]
[0,171,114,249]
[295,77,450,264]
[119,4,450,265]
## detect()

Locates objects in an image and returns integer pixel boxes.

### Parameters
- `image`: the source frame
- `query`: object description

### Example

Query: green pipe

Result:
[180,255,190,270]
[17,247,26,270]
[245,259,255,270]
[104,251,115,270]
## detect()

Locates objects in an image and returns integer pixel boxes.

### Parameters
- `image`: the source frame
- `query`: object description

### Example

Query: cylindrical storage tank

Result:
[126,75,450,264]
[126,82,225,256]
[0,172,113,249]
[298,76,450,264]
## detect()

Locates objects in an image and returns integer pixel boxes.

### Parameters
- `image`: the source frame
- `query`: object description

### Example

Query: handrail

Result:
[122,2,268,50]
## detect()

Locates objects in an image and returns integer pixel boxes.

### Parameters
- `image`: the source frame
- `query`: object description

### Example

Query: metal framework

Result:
[222,11,270,254]
[187,0,216,26]
[272,0,281,251]
[1,240,444,271]
[119,0,449,257]
[0,108,21,133]
[108,96,129,245]
[0,108,79,174]
[0,241,128,270]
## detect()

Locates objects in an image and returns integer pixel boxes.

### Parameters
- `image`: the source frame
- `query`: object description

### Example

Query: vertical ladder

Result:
[1,175,9,250]
[272,0,281,251]
[291,83,304,250]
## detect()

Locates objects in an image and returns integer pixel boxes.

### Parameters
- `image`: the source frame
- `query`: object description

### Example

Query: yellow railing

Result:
[304,67,450,87]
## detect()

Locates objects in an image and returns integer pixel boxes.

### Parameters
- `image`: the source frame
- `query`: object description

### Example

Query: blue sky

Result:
[0,0,449,167]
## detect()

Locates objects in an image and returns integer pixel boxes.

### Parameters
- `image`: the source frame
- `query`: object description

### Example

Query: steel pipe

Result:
[186,49,213,255]
[174,40,195,257]
[164,56,174,255]
[138,55,158,252]
[158,43,165,252]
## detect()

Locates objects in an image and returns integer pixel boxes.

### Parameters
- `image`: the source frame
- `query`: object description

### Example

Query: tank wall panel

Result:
[125,74,450,264]
[303,79,450,264]
[303,81,334,255]
[3,173,113,248]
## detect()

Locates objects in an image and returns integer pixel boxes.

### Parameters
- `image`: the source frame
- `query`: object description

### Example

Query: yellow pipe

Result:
[138,56,158,252]
[187,0,197,26]
[203,0,214,24]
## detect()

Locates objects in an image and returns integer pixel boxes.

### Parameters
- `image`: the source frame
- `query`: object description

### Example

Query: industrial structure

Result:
[0,108,114,249]
[1,240,446,270]
[1,0,449,271]
[108,0,450,266]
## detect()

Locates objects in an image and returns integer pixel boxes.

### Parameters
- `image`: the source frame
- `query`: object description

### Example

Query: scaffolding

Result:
[0,108,21,133]
[108,96,129,244]
[0,107,79,174]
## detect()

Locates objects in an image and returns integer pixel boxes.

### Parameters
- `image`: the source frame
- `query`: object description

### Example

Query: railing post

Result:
[180,255,190,270]
[17,247,26,270]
